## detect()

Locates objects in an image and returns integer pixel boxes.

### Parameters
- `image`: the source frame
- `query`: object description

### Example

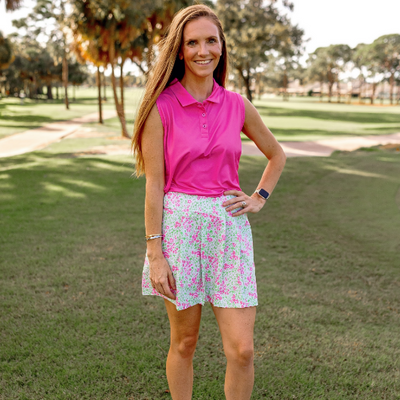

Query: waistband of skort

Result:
[163,191,243,216]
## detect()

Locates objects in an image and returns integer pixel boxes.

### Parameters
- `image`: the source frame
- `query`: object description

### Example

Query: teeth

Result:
[195,60,211,64]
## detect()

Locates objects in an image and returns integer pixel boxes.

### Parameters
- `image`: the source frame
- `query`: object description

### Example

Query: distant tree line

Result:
[306,36,400,104]
[1,0,399,138]
[0,35,88,101]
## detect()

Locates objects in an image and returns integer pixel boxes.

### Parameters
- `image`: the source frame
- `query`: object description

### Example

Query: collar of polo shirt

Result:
[170,78,221,107]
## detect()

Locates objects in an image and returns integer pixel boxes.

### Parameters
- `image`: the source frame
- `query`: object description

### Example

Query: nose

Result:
[198,41,209,57]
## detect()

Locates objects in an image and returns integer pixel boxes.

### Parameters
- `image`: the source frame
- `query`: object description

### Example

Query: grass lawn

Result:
[1,145,399,399]
[251,97,400,142]
[0,88,143,139]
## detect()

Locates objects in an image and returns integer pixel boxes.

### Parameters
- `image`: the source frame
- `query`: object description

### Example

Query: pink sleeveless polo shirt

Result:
[156,78,245,197]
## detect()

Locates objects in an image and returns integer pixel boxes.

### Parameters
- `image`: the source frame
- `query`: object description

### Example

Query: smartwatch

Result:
[254,188,270,201]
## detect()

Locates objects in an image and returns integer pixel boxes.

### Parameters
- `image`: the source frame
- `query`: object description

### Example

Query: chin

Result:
[191,65,217,77]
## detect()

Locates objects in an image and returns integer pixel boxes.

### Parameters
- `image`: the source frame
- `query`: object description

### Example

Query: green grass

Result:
[250,97,400,142]
[83,117,135,137]
[41,132,131,156]
[0,87,143,139]
[1,146,399,399]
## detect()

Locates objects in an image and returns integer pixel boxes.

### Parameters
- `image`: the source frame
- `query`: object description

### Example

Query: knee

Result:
[226,343,254,368]
[173,334,198,359]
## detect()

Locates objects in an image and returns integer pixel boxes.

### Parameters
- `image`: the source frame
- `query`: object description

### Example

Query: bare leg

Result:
[164,300,202,400]
[211,305,256,400]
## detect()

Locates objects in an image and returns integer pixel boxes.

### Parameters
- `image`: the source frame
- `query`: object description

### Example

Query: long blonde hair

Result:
[131,4,229,177]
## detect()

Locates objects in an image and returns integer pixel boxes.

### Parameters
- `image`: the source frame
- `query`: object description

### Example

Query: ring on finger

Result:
[241,201,247,208]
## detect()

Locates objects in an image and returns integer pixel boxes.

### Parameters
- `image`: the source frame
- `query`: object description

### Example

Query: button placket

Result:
[199,103,208,138]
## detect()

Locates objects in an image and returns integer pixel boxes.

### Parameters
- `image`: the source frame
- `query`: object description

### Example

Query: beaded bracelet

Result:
[145,234,163,241]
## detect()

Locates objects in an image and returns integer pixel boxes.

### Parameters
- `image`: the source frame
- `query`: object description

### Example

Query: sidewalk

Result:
[0,110,117,158]
[0,111,399,158]
[242,132,400,157]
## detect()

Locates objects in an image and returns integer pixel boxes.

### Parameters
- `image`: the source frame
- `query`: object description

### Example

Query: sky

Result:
[286,0,400,54]
[1,0,400,73]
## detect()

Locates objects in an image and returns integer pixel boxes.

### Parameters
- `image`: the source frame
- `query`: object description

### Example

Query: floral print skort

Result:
[142,192,258,311]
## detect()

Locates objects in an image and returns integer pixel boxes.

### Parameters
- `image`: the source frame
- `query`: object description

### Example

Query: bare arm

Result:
[223,97,286,215]
[142,104,176,299]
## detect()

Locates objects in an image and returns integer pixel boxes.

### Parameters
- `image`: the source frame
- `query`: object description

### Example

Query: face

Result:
[179,17,223,80]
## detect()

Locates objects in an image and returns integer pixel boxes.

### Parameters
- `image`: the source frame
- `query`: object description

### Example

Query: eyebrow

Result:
[185,36,218,43]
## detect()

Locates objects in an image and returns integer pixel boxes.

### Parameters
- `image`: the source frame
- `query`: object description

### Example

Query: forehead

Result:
[183,17,220,39]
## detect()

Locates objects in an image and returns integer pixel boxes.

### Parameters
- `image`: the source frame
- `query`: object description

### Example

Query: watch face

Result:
[259,188,270,199]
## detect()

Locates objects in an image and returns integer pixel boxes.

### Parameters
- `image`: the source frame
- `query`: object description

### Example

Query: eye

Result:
[209,38,217,43]
[188,40,196,46]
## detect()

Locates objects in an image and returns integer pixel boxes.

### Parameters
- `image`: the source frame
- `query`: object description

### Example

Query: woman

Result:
[132,4,286,399]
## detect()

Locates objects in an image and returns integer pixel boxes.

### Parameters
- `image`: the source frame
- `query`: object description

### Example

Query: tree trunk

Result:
[337,80,341,103]
[56,84,59,100]
[46,84,53,100]
[109,34,129,138]
[28,83,33,99]
[97,66,103,124]
[327,68,334,103]
[62,53,69,110]
[102,69,107,101]
[237,67,252,103]
[120,58,125,112]
[283,71,288,101]
[397,85,400,105]
[389,73,394,105]
[73,85,76,102]
[111,63,129,138]
[328,82,333,103]
[320,81,323,102]
[370,82,377,105]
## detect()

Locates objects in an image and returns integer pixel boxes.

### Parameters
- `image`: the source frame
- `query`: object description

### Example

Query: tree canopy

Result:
[307,44,352,102]
[0,32,15,71]
[216,0,304,102]
[367,34,400,104]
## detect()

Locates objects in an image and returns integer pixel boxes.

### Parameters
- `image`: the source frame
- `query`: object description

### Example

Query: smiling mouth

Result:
[194,60,213,65]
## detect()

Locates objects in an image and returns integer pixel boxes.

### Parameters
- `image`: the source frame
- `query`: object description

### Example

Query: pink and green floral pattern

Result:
[142,192,258,311]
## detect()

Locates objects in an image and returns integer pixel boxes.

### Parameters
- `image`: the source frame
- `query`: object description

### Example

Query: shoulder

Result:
[219,88,246,126]
[144,103,163,132]
[156,83,178,123]
[220,87,242,102]
[239,95,260,124]
[221,88,249,112]
[157,80,179,104]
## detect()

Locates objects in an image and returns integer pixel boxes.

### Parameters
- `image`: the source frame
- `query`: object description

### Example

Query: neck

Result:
[180,74,214,103]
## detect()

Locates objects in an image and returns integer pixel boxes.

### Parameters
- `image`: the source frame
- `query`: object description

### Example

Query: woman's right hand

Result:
[148,253,176,300]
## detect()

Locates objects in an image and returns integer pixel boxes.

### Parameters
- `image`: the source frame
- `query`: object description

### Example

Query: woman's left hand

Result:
[222,190,266,217]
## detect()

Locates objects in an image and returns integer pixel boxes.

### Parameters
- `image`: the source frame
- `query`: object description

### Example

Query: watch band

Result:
[254,188,270,200]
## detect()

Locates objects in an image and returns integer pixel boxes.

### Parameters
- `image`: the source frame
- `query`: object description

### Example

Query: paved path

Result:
[0,110,117,158]
[242,132,400,157]
[0,110,399,158]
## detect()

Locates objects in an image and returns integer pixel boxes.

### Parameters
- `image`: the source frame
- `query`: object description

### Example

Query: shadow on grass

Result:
[0,115,56,124]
